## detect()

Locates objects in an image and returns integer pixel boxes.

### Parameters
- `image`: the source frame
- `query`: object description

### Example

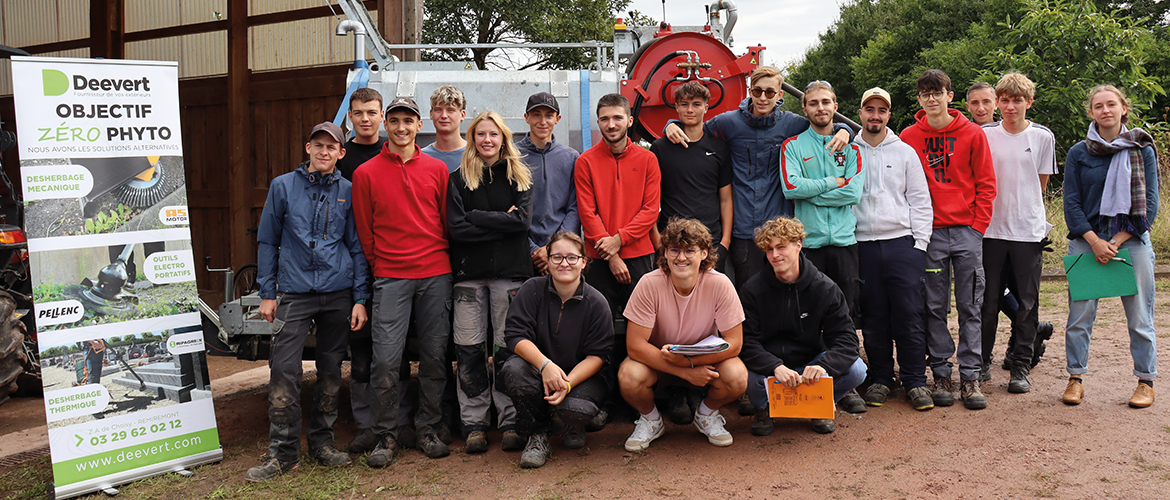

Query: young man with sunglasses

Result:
[663,67,851,289]
[899,70,996,411]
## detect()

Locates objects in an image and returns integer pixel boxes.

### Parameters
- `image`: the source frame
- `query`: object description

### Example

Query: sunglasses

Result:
[750,87,779,99]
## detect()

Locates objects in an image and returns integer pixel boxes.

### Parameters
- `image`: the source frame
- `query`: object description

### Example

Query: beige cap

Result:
[860,87,892,108]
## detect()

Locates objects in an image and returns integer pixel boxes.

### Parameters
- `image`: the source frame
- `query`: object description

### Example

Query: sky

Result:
[626,0,848,68]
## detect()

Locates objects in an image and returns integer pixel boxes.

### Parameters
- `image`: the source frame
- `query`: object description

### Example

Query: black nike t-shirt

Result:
[336,138,387,181]
[650,134,733,241]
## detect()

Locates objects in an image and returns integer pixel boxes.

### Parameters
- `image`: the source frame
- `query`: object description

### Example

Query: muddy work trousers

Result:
[500,355,608,436]
[266,290,352,463]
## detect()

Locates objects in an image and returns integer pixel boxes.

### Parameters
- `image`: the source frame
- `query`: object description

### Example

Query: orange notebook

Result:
[766,375,835,419]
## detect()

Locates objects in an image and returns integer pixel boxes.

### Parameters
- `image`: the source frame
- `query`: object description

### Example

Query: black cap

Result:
[525,92,560,114]
[309,122,344,143]
[385,96,420,117]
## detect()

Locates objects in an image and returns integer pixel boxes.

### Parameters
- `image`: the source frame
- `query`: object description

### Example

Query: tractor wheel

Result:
[0,291,29,407]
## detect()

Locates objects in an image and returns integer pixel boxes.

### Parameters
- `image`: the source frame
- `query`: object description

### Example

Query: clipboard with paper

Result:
[766,375,835,419]
[1063,248,1138,301]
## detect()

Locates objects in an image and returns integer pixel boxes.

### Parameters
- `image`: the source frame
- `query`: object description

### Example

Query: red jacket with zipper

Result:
[574,138,661,260]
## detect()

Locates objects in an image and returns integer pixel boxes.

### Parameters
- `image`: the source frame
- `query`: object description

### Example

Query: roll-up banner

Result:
[11,56,221,499]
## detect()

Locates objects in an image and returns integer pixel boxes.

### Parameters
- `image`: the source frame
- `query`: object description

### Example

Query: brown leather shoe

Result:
[1129,383,1154,408]
[1062,378,1083,405]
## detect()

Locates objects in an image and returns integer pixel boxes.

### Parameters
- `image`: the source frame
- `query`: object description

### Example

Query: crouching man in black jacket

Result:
[739,217,866,436]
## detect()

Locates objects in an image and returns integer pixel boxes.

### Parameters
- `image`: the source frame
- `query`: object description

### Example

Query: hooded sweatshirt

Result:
[852,128,934,251]
[738,254,860,378]
[516,134,580,252]
[780,127,864,248]
[899,108,997,233]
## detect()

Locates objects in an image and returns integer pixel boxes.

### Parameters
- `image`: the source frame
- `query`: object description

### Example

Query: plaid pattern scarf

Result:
[1085,123,1155,238]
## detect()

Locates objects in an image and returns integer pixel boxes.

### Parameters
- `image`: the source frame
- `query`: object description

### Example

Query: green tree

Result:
[978,0,1162,158]
[421,0,630,70]
[108,336,121,344]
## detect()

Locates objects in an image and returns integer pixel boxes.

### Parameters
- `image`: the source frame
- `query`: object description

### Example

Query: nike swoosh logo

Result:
[705,151,715,156]
[802,156,814,161]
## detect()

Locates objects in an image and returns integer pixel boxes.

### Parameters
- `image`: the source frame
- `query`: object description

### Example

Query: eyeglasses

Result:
[666,248,700,258]
[549,254,582,265]
[805,80,833,91]
[918,91,949,101]
[750,87,779,99]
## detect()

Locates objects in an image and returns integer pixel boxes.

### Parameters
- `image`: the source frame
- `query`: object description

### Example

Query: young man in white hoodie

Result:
[851,88,936,411]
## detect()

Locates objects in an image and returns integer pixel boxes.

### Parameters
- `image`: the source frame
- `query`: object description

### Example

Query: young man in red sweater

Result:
[574,93,661,321]
[352,97,452,467]
[899,70,996,410]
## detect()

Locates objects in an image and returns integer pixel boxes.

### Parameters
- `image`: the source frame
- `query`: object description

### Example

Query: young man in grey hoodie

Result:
[851,88,935,411]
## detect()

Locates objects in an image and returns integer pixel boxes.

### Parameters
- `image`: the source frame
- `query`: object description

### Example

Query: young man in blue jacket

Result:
[246,122,370,482]
[664,66,850,289]
[517,92,580,275]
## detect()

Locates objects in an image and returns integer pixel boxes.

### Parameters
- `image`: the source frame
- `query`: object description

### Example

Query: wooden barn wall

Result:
[182,63,350,304]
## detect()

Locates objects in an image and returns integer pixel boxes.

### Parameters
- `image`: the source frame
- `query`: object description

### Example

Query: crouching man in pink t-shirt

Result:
[618,218,748,452]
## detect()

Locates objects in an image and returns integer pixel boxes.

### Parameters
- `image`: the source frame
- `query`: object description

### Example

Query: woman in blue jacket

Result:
[1061,85,1159,408]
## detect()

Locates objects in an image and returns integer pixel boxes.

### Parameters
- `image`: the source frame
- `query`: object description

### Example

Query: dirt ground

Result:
[2,280,1169,499]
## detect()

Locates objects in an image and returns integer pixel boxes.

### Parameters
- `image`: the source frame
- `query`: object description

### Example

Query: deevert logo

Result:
[40,68,153,97]
[42,69,69,96]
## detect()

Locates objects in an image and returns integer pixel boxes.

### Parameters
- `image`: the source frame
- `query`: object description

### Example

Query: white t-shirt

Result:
[982,122,1057,242]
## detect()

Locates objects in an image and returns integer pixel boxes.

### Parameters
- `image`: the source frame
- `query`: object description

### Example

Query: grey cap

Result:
[385,96,421,117]
[309,122,344,143]
[525,92,560,114]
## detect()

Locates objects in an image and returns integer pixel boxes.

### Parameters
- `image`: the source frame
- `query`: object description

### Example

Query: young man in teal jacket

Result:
[778,81,866,413]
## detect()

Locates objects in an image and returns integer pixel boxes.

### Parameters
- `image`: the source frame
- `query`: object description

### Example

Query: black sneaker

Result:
[864,384,890,407]
[811,418,835,434]
[397,424,418,450]
[838,389,867,413]
[1008,362,1031,393]
[562,426,586,449]
[960,379,987,410]
[310,445,352,467]
[366,437,398,468]
[932,375,956,407]
[519,433,550,469]
[244,457,299,482]
[1032,321,1054,368]
[666,387,693,425]
[501,429,525,452]
[418,433,450,458]
[750,408,774,436]
[737,393,755,417]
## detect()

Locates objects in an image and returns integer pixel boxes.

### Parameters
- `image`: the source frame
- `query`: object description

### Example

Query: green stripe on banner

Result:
[53,428,221,485]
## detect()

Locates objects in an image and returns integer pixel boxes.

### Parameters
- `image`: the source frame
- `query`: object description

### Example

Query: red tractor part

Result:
[622,30,763,141]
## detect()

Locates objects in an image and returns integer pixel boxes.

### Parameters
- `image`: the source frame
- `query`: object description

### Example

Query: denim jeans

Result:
[746,354,868,411]
[369,274,452,440]
[1066,235,1158,379]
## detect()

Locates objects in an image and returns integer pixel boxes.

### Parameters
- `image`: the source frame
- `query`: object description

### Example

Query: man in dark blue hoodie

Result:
[246,122,370,483]
[517,92,580,275]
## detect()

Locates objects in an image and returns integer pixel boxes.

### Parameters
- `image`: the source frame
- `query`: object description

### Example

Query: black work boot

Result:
[1008,361,1031,393]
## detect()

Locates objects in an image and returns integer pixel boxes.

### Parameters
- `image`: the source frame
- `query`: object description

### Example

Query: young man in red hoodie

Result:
[899,70,996,410]
[574,93,661,321]
[352,97,453,467]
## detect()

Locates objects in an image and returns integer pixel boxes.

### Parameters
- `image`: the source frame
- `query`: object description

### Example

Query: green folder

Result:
[1063,248,1138,301]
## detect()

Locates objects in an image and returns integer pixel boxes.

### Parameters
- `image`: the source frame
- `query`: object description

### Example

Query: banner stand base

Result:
[101,487,120,496]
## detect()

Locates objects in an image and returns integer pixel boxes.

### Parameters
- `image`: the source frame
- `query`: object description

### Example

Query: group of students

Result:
[244,63,1159,481]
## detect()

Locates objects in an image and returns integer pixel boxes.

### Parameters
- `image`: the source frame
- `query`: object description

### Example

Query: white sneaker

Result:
[624,415,665,452]
[693,410,733,447]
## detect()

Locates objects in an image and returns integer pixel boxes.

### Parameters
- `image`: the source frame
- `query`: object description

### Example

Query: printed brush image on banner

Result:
[11,56,221,500]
